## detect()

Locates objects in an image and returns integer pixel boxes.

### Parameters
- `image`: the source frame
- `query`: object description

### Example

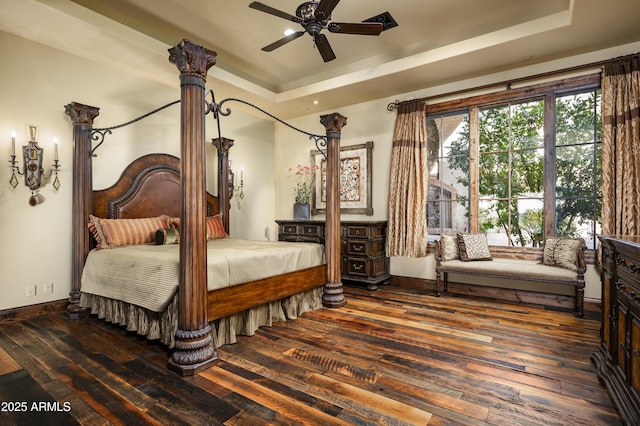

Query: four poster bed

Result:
[64,39,347,375]
[79,153,327,349]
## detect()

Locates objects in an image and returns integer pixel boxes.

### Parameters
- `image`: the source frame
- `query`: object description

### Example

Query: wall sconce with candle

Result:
[228,160,244,200]
[9,126,61,205]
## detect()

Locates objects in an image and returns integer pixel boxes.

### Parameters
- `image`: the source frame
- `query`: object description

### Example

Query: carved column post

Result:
[320,113,347,308]
[64,102,100,319]
[167,39,218,375]
[211,137,234,234]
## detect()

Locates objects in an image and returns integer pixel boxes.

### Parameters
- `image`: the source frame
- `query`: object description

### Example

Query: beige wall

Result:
[0,31,273,310]
[2,28,639,311]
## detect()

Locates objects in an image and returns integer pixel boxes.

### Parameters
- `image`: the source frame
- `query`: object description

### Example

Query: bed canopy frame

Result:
[63,39,346,375]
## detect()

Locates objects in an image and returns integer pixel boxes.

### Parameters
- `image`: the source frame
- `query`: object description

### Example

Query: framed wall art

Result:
[310,141,374,215]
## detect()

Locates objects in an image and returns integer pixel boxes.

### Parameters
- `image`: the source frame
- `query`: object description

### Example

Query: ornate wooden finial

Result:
[320,112,348,135]
[64,102,100,126]
[168,39,217,81]
[211,137,235,154]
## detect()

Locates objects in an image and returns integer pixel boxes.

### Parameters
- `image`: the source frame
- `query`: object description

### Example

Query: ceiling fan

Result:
[249,0,385,62]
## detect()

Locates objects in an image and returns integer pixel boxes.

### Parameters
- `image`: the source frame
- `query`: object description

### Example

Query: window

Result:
[478,100,545,247]
[425,74,601,250]
[554,91,602,249]
[426,112,470,235]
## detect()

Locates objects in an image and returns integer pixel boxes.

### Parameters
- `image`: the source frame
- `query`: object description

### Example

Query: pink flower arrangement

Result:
[288,164,314,204]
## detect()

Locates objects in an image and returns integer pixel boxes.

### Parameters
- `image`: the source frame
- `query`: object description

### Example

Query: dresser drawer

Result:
[277,221,324,240]
[299,224,323,237]
[346,240,368,256]
[281,224,299,235]
[343,225,369,239]
[342,239,386,257]
[343,257,369,277]
[342,256,390,279]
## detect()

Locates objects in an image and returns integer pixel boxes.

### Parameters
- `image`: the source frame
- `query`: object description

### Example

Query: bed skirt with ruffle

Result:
[79,286,323,348]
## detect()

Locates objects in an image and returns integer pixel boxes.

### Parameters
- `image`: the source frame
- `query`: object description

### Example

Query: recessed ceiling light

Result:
[313,100,319,105]
[284,29,295,36]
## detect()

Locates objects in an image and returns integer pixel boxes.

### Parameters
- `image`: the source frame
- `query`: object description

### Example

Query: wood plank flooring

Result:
[0,285,620,425]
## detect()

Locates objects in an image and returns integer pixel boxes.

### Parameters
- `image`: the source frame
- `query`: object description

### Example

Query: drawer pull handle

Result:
[353,264,364,271]
[353,246,363,252]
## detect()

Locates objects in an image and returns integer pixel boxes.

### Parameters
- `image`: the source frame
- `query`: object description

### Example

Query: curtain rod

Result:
[386,57,615,111]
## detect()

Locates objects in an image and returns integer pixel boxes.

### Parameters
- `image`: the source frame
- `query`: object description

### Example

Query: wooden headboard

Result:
[93,153,220,220]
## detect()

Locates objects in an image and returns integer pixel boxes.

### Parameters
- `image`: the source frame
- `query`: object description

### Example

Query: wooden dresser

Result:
[276,220,390,291]
[593,235,640,424]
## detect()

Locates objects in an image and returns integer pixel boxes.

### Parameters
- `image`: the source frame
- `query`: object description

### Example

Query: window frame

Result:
[425,73,601,259]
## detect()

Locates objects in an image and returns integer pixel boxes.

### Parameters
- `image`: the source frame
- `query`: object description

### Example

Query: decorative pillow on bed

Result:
[457,232,492,261]
[166,214,227,239]
[88,215,170,249]
[155,228,180,245]
[169,216,180,229]
[206,214,227,239]
[543,237,584,272]
[440,234,460,261]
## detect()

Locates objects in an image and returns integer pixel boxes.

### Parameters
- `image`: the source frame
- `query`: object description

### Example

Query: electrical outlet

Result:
[26,285,36,297]
[44,282,53,294]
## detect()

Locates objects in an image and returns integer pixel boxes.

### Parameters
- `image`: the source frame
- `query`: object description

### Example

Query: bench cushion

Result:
[439,258,577,283]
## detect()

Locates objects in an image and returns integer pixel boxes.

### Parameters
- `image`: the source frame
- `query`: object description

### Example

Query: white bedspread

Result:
[81,238,325,312]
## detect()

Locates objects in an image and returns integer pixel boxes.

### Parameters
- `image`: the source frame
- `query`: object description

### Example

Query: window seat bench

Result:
[434,239,586,317]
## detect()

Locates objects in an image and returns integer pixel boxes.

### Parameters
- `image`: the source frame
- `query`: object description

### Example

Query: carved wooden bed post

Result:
[64,102,100,319]
[320,113,347,308]
[167,39,218,375]
[211,137,233,233]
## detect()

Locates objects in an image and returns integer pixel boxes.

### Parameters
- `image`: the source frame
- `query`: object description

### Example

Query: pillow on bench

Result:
[542,237,585,272]
[457,232,492,261]
[440,234,460,261]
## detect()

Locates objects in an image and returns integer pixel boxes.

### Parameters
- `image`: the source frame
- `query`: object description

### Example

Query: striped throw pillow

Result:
[88,215,170,249]
[169,214,227,239]
[206,214,227,239]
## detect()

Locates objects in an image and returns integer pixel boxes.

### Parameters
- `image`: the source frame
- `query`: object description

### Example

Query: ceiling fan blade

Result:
[328,22,383,36]
[249,1,302,23]
[314,33,336,62]
[261,31,305,52]
[314,0,341,22]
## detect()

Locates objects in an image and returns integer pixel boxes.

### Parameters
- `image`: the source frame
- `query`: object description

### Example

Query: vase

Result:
[293,203,310,220]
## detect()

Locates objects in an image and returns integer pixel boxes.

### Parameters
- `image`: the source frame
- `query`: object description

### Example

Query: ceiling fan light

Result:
[284,28,296,36]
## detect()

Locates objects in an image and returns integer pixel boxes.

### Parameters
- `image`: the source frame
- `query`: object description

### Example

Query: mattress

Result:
[80,238,325,312]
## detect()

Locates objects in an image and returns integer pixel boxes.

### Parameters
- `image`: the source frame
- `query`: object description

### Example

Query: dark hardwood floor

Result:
[0,285,620,425]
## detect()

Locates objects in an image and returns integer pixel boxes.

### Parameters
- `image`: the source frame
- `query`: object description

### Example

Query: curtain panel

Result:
[602,54,640,236]
[386,100,429,257]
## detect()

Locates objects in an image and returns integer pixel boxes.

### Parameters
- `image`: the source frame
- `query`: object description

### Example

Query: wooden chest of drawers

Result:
[340,221,390,290]
[593,235,640,424]
[276,220,390,290]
